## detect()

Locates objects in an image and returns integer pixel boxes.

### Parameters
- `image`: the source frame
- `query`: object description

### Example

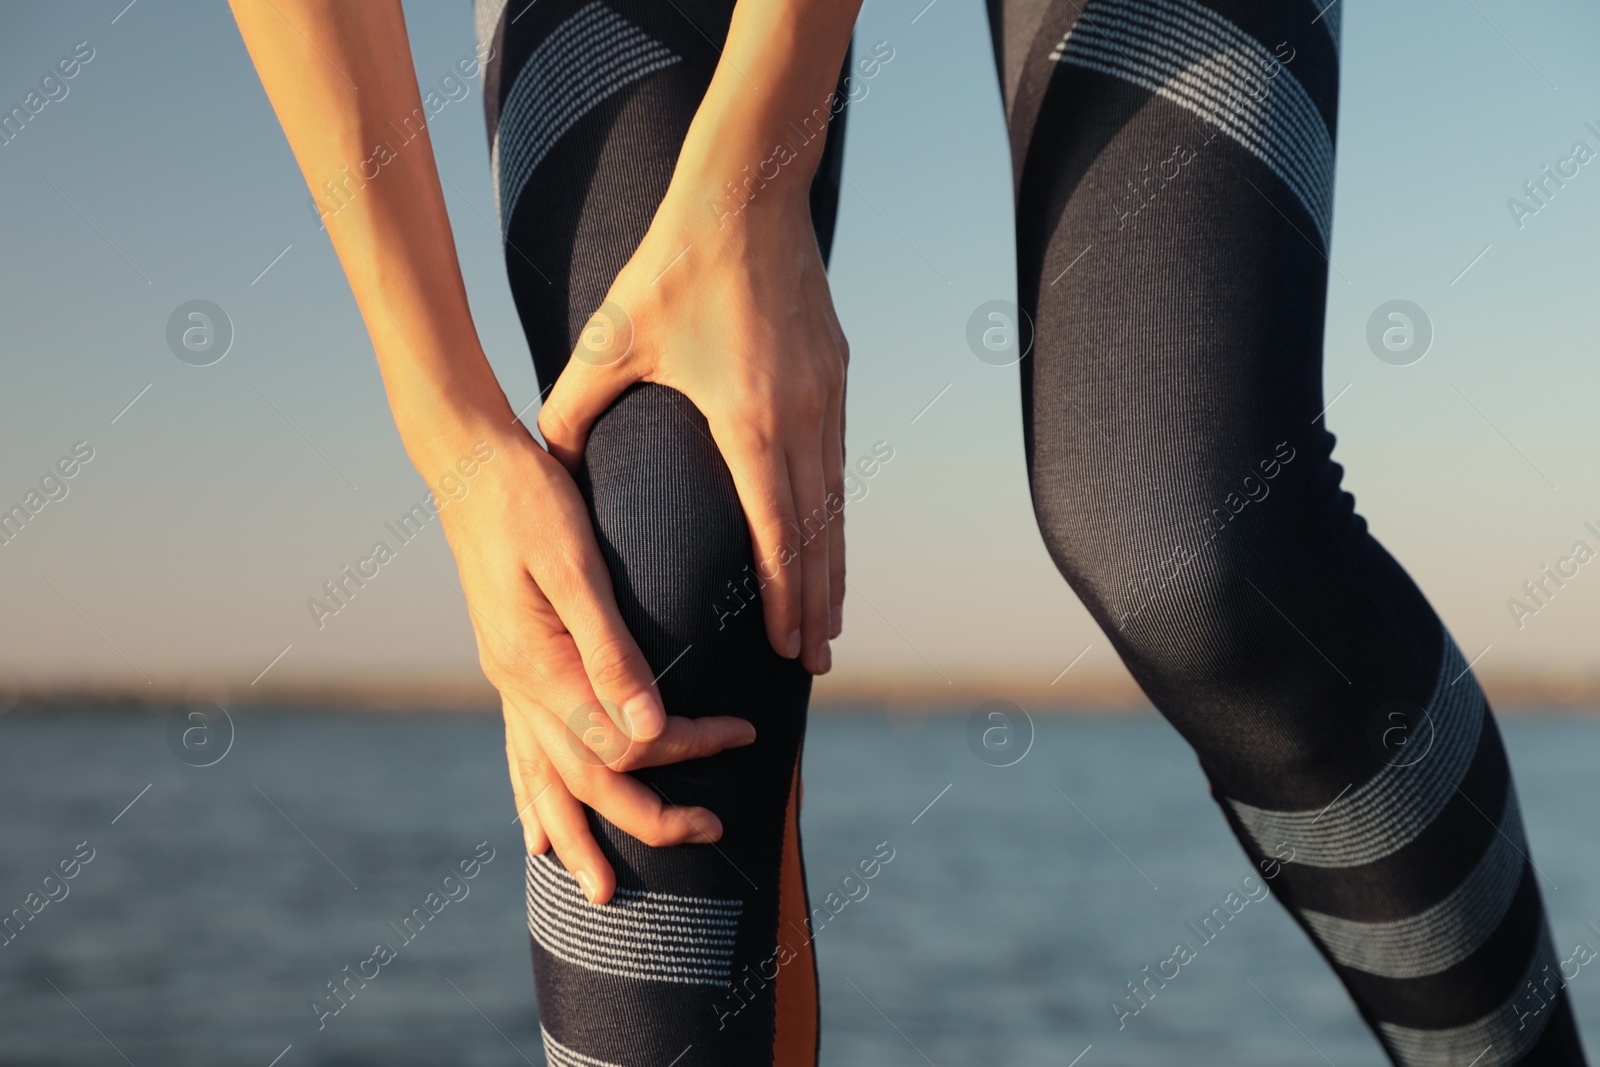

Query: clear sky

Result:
[3,0,1599,698]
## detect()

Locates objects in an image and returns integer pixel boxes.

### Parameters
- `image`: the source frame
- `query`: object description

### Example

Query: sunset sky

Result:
[3,0,1600,700]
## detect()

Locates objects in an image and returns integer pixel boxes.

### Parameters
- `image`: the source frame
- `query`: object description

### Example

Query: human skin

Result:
[230,0,858,903]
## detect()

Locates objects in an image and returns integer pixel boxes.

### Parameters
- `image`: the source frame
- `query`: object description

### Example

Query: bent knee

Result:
[579,384,758,651]
[1030,484,1303,677]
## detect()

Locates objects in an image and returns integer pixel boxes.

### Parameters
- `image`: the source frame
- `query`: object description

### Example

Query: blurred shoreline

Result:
[7,667,1600,714]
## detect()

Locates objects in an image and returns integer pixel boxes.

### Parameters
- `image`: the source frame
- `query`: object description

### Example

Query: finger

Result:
[714,424,804,661]
[787,444,833,674]
[533,764,617,905]
[538,301,639,470]
[823,392,846,641]
[524,709,729,852]
[525,809,549,855]
[555,656,756,773]
[542,550,667,743]
[607,714,757,773]
[506,700,614,902]
[503,713,549,855]
[466,566,656,760]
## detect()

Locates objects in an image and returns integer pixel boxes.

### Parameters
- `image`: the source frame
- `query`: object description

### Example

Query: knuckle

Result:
[797,511,830,555]
[727,419,780,460]
[517,762,552,798]
[766,503,800,539]
[478,648,503,681]
[820,359,845,395]
[479,647,519,688]
[584,637,640,691]
[793,386,825,422]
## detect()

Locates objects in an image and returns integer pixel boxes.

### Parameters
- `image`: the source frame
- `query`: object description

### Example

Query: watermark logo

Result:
[307,443,495,631]
[0,841,95,951]
[965,700,1034,767]
[1365,300,1432,367]
[575,301,633,366]
[565,700,634,767]
[166,300,233,367]
[966,300,1033,367]
[1506,125,1600,231]
[1110,873,1270,1029]
[1365,698,1434,768]
[711,840,895,1030]
[310,842,494,1029]
[165,702,234,767]
[0,40,95,151]
[1,440,95,549]
[1507,527,1600,630]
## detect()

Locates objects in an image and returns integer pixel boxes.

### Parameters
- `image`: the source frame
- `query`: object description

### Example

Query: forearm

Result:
[230,0,508,472]
[667,0,863,227]
[232,0,859,458]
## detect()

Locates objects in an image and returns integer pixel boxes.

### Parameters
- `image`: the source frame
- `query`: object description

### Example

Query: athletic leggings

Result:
[474,0,1586,1063]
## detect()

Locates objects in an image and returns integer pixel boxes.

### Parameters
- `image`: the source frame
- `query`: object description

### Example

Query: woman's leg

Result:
[476,1,846,1062]
[989,0,1586,1062]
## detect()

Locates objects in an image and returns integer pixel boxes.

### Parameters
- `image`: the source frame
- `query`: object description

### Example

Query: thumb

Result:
[539,299,640,471]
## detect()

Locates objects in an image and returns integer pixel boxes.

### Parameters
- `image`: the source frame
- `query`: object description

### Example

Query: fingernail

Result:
[576,870,599,903]
[784,629,802,658]
[695,816,724,844]
[623,694,663,739]
[829,607,843,639]
[737,723,758,746]
[816,641,832,674]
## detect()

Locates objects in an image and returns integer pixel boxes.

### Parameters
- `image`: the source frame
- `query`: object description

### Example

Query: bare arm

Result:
[539,0,864,676]
[229,3,498,456]
[229,0,767,902]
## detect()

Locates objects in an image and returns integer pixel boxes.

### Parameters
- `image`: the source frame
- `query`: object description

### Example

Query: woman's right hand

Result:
[431,427,757,905]
[228,0,857,909]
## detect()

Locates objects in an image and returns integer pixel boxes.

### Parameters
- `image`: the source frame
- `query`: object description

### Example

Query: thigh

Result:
[981,0,1433,770]
[479,0,847,389]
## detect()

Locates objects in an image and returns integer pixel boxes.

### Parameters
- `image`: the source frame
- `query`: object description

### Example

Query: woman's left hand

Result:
[538,192,849,677]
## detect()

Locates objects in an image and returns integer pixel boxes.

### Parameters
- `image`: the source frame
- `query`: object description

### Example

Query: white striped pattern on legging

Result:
[1050,0,1335,247]
[526,852,742,987]
[1299,788,1529,979]
[493,1,681,222]
[1227,633,1486,868]
[541,1023,625,1067]
[1378,929,1560,1067]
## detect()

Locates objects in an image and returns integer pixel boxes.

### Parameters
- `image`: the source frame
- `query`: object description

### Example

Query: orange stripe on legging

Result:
[773,759,818,1065]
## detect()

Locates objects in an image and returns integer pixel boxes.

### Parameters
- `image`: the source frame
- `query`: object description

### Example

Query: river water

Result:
[3,709,1598,1065]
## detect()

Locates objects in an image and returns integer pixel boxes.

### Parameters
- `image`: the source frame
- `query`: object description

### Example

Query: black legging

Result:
[475,0,1585,1063]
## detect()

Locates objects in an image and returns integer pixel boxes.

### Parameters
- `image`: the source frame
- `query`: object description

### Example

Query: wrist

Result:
[651,145,825,268]
[651,1,858,244]
[666,85,840,234]
[662,147,816,241]
[378,347,525,480]
[403,412,553,523]
[402,410,517,485]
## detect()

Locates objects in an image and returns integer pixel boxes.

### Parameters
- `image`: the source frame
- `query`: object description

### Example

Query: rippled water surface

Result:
[3,710,1598,1065]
